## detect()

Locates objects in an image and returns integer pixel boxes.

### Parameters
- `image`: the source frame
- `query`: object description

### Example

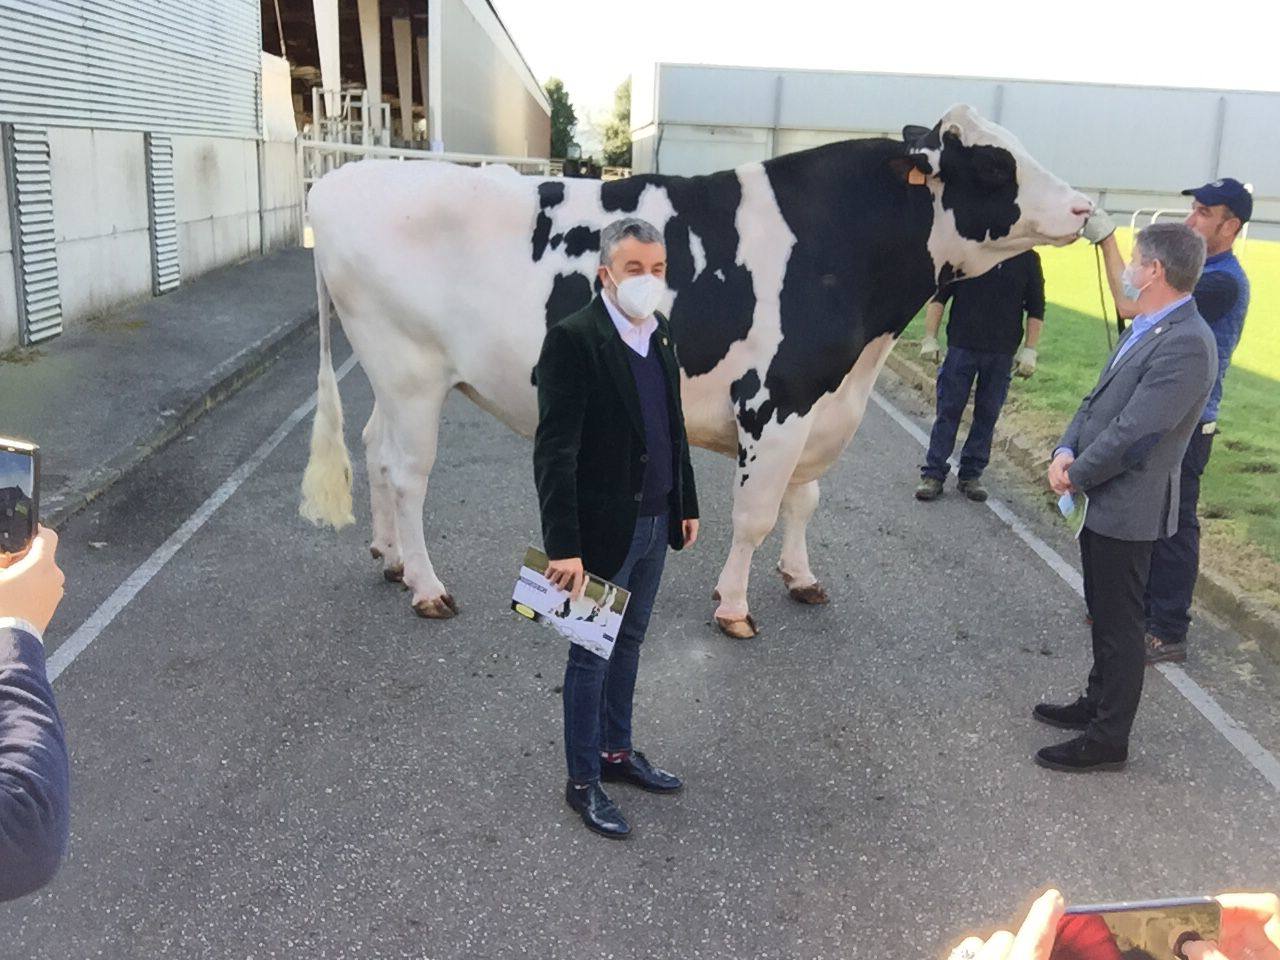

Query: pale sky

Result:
[493,0,1278,154]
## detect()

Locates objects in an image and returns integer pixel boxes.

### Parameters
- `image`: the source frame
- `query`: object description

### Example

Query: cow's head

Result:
[893,104,1093,284]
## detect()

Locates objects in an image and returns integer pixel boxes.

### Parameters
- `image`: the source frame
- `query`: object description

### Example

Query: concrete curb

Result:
[44,306,319,531]
[883,349,1280,661]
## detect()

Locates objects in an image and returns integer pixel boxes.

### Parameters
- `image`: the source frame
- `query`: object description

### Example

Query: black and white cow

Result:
[300,104,1092,637]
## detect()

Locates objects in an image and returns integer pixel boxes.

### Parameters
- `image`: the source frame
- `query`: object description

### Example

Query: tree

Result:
[544,77,577,159]
[601,77,631,168]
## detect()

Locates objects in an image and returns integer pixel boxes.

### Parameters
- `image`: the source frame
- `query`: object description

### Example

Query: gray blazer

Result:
[1059,298,1216,541]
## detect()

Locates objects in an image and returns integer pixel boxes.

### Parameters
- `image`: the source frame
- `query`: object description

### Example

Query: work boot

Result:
[1145,633,1188,665]
[957,477,989,502]
[914,477,944,501]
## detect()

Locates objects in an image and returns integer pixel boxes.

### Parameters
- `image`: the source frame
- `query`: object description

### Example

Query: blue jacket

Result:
[1195,249,1251,423]
[0,623,70,901]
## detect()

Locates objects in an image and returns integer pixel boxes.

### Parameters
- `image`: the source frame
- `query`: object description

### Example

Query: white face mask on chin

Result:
[608,270,666,319]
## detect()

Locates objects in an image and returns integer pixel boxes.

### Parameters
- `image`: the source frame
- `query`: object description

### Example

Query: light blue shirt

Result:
[1055,293,1192,460]
[1109,294,1192,369]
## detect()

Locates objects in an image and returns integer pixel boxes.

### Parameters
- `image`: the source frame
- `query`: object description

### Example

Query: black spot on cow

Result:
[737,444,748,468]
[538,181,565,210]
[544,272,592,328]
[739,473,749,487]
[755,138,937,428]
[659,172,757,377]
[601,175,658,213]
[938,132,1020,242]
[563,225,599,258]
[730,368,776,442]
[532,212,552,261]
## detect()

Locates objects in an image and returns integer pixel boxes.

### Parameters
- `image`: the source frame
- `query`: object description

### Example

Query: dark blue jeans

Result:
[922,345,1014,482]
[1144,427,1214,643]
[563,512,668,784]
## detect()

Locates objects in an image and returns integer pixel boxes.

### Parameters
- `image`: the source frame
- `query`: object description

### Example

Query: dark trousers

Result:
[923,345,1014,481]
[1079,527,1154,747]
[1145,427,1215,643]
[562,512,668,784]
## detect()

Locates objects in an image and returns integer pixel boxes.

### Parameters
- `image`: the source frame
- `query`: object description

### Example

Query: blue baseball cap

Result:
[1182,177,1253,223]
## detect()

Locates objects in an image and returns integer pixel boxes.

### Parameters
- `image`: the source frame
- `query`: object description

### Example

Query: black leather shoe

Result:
[599,750,683,793]
[565,781,630,839]
[1035,735,1127,772]
[1033,699,1093,731]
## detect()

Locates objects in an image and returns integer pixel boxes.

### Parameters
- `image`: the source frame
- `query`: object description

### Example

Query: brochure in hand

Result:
[1057,491,1089,539]
[512,547,630,660]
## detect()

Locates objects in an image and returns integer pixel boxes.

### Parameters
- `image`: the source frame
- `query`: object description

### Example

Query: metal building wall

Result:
[632,64,1280,230]
[0,0,262,138]
[436,0,550,158]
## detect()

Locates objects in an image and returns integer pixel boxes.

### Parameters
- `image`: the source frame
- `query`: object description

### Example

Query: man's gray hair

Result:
[599,217,664,266]
[1135,221,1206,293]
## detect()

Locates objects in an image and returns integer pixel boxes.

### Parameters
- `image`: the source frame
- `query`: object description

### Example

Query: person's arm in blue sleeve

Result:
[0,620,70,902]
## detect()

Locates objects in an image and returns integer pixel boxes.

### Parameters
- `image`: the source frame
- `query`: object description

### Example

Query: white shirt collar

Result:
[602,293,658,357]
[0,616,42,645]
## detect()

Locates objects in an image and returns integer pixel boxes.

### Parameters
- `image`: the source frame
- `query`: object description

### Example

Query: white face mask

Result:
[608,270,665,319]
[1121,262,1151,301]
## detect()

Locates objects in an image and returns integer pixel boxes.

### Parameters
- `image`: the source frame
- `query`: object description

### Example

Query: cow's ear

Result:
[888,153,933,185]
[902,124,932,144]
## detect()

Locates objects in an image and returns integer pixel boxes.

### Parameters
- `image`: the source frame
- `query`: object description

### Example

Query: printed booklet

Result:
[512,547,630,660]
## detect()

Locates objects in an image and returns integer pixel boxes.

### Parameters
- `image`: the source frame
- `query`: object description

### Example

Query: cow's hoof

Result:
[788,582,829,605]
[715,614,757,640]
[413,594,459,619]
[383,564,405,583]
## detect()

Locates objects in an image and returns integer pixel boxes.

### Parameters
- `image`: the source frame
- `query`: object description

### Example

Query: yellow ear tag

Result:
[907,168,927,186]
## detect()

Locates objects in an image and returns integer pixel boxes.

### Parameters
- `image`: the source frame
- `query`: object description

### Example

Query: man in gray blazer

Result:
[1035,222,1216,773]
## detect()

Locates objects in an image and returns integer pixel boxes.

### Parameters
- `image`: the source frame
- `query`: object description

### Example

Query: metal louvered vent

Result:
[145,133,180,295]
[3,123,63,344]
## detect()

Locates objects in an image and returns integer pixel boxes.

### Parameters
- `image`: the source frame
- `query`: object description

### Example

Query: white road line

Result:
[47,355,359,683]
[870,388,1280,792]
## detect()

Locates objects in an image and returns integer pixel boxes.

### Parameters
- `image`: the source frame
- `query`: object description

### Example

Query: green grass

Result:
[901,229,1280,586]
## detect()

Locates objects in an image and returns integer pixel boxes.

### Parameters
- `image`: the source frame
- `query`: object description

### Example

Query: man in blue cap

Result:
[1081,178,1252,664]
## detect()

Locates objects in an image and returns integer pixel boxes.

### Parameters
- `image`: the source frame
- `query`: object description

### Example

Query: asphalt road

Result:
[5,328,1278,960]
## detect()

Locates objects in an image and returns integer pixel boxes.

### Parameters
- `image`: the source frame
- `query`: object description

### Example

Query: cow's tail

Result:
[299,257,355,529]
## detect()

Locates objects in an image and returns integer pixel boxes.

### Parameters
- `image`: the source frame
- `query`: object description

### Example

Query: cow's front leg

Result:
[713,418,809,638]
[362,404,403,582]
[384,380,458,620]
[777,478,827,604]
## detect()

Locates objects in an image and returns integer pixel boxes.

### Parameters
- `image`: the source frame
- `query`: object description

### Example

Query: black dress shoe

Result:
[565,781,630,839]
[1033,699,1093,731]
[1035,735,1127,772]
[599,750,683,793]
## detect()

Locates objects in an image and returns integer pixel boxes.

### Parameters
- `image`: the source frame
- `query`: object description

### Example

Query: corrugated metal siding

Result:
[0,0,261,138]
[2,124,63,344]
[145,133,180,294]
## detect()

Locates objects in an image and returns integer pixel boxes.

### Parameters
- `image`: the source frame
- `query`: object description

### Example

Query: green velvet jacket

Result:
[532,296,699,581]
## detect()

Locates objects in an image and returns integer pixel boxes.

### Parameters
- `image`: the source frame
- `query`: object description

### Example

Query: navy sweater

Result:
[0,625,70,901]
[625,345,674,516]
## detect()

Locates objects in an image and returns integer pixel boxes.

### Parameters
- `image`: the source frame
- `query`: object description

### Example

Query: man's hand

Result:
[1048,452,1076,495]
[682,519,699,549]
[545,556,585,601]
[1184,893,1280,960]
[1081,208,1116,245]
[1013,346,1037,379]
[0,527,66,635]
[946,890,1064,960]
[920,335,943,364]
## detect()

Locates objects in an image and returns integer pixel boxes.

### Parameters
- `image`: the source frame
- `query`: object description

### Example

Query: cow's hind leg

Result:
[777,478,827,604]
[713,419,810,639]
[362,404,403,582]
[382,369,458,619]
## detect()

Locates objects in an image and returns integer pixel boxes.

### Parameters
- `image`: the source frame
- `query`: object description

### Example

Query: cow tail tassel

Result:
[299,258,355,529]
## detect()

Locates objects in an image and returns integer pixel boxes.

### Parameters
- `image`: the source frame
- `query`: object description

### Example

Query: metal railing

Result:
[298,138,553,192]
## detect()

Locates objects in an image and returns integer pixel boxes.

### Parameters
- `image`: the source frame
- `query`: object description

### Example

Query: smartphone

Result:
[0,437,40,558]
[1050,897,1221,960]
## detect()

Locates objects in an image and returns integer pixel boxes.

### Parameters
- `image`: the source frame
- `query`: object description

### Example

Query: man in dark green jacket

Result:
[533,217,699,839]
